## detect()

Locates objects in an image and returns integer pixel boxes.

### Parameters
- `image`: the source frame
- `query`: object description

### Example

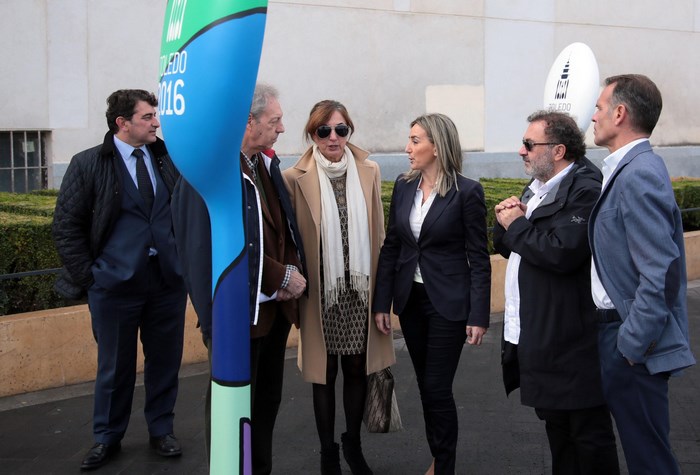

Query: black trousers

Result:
[534,405,620,475]
[204,313,291,475]
[250,314,292,475]
[88,258,186,444]
[399,283,467,475]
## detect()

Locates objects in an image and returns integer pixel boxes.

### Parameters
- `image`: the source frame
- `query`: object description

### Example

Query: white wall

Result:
[1,0,699,186]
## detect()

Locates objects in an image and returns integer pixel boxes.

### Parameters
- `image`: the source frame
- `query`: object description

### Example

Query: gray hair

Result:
[250,83,279,120]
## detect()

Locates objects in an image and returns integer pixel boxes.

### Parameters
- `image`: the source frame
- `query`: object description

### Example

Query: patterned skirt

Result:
[321,286,368,355]
[320,173,369,355]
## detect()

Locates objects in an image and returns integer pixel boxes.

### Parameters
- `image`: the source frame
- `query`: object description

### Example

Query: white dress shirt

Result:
[410,177,437,283]
[503,163,573,344]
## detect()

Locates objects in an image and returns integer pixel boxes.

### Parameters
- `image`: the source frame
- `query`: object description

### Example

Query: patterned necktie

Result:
[133,148,154,213]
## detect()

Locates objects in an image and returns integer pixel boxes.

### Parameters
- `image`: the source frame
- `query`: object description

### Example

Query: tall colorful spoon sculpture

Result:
[159,1,267,473]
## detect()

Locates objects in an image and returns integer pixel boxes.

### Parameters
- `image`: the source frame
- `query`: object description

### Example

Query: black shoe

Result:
[149,433,182,457]
[80,442,121,471]
[341,432,373,475]
[320,442,342,475]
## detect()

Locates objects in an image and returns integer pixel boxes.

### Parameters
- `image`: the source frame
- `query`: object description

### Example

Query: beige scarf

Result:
[313,144,370,310]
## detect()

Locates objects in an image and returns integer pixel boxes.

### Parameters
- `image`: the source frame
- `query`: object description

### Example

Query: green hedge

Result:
[381,177,700,254]
[0,210,65,315]
[381,177,530,242]
[673,178,700,230]
[0,191,56,216]
[1,178,700,315]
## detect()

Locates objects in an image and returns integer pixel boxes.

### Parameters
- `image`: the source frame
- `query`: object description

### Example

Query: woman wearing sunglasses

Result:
[373,113,491,475]
[283,100,395,475]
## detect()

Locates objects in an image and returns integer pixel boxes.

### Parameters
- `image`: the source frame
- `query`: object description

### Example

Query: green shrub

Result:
[673,178,700,231]
[380,177,700,253]
[1,177,699,315]
[479,178,529,236]
[0,191,56,217]
[0,211,66,315]
[380,181,394,227]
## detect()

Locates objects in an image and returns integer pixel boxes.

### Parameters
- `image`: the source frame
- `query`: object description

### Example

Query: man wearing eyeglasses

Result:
[172,83,306,475]
[493,110,619,474]
[589,74,695,475]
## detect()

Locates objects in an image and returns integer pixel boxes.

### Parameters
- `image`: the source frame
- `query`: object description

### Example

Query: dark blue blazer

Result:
[373,174,491,326]
[91,151,182,292]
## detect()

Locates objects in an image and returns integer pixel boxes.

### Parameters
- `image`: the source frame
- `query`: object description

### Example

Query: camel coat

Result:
[283,143,396,384]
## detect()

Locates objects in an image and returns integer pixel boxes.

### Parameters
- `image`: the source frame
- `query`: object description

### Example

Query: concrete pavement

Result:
[1,284,699,474]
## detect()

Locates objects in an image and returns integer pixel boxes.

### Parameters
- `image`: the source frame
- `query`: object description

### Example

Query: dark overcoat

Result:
[494,157,606,410]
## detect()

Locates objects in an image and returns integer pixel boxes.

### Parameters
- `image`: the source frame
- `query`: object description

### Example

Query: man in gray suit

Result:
[589,74,696,474]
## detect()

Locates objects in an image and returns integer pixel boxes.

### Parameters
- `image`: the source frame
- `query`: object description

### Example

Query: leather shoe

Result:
[149,433,182,457]
[80,442,121,470]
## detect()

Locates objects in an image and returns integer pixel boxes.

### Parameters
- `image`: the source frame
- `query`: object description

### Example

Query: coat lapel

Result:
[293,145,377,234]
[595,141,651,213]
[527,170,574,221]
[240,153,276,229]
[419,186,457,240]
[151,161,168,211]
[396,178,419,241]
[355,158,377,229]
[295,152,322,227]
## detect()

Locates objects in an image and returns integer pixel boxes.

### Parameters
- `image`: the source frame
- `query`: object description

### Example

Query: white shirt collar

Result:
[113,135,148,161]
[528,161,575,197]
[602,138,648,187]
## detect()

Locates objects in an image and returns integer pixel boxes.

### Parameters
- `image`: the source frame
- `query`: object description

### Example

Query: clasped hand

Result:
[495,196,526,230]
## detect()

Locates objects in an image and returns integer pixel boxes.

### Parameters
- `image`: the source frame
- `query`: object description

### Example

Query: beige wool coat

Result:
[283,143,396,384]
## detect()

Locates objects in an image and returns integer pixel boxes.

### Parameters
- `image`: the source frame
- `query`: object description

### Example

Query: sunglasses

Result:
[522,139,558,152]
[316,124,350,139]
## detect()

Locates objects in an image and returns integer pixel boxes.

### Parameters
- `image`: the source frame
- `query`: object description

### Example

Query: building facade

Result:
[1,0,700,190]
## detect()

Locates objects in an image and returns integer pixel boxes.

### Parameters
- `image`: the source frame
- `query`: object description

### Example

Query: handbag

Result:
[363,367,403,433]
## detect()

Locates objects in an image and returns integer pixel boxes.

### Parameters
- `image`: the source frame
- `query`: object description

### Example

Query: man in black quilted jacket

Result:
[52,89,187,471]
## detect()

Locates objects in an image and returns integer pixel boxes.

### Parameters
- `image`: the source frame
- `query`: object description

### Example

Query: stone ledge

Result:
[2,231,698,398]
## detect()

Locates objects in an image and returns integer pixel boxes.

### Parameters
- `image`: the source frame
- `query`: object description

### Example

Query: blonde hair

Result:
[403,113,462,196]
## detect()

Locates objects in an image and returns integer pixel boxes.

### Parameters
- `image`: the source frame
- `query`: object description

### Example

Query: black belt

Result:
[596,308,621,323]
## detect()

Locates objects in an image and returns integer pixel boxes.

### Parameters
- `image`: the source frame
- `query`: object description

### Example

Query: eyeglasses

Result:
[316,124,350,139]
[522,140,558,152]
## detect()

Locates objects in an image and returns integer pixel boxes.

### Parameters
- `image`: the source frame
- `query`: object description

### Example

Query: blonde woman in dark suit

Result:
[373,113,491,475]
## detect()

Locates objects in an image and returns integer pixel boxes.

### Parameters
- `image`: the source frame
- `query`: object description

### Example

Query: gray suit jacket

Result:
[589,141,696,374]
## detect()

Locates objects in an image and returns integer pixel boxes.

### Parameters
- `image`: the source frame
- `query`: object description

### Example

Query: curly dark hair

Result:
[526,110,585,162]
[105,89,158,133]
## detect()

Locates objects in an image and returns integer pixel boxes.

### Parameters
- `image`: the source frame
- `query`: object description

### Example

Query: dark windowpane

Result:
[0,131,49,191]
[27,168,42,191]
[0,132,10,168]
[0,169,10,191]
[13,133,25,168]
[26,131,40,167]
[13,168,26,193]
[40,132,46,167]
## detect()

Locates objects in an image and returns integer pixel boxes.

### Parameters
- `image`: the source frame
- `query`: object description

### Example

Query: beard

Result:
[524,152,555,182]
